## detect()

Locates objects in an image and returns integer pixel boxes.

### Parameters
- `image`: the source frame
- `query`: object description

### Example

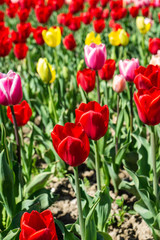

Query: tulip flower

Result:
[149,38,160,55]
[108,29,129,46]
[77,68,96,93]
[84,43,107,70]
[85,31,101,45]
[7,100,32,127]
[37,58,56,84]
[75,101,109,141]
[93,19,105,33]
[150,50,160,66]
[119,58,139,82]
[98,59,116,81]
[33,26,47,45]
[51,122,90,166]
[20,210,58,240]
[134,64,160,90]
[42,27,61,47]
[0,70,23,106]
[14,43,28,60]
[113,74,126,93]
[136,16,153,34]
[80,12,93,25]
[63,33,76,51]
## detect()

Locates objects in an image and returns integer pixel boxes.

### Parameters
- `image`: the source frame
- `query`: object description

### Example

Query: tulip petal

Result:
[147,94,160,125]
[134,92,148,124]
[134,74,153,90]
[28,211,46,231]
[29,228,52,240]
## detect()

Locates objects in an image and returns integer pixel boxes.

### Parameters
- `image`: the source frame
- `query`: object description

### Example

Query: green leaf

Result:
[97,231,113,240]
[115,110,124,138]
[55,219,79,240]
[96,187,111,231]
[1,228,20,240]
[115,133,131,166]
[0,150,15,217]
[24,172,52,197]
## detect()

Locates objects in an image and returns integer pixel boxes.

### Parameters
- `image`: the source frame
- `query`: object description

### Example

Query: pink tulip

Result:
[119,58,139,82]
[113,74,126,93]
[0,70,23,106]
[84,43,107,70]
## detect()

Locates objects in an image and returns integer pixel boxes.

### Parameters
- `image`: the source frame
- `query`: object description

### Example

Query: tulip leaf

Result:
[24,172,52,197]
[115,133,131,166]
[95,187,111,232]
[115,109,124,138]
[1,228,20,240]
[55,219,79,240]
[0,150,15,218]
[97,232,113,240]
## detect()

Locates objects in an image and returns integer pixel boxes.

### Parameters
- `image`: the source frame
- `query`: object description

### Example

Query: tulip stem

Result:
[129,82,133,133]
[73,167,85,240]
[10,106,21,164]
[94,141,101,191]
[96,71,101,104]
[115,93,120,155]
[151,126,158,199]
[48,85,58,124]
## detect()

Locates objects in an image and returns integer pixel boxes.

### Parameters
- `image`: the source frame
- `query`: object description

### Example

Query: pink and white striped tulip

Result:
[0,70,23,106]
[119,58,139,82]
[113,74,126,93]
[84,43,107,70]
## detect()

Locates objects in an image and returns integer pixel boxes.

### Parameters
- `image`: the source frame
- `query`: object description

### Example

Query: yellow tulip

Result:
[136,16,151,34]
[37,58,56,84]
[42,27,61,47]
[119,29,129,46]
[108,30,121,46]
[85,32,101,45]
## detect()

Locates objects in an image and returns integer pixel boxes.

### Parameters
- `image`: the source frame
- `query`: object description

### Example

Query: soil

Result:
[47,164,153,240]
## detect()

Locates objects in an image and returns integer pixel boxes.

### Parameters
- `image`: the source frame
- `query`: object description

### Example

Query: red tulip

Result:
[102,9,109,19]
[69,0,84,14]
[158,12,160,23]
[0,10,4,21]
[91,7,103,19]
[19,0,32,9]
[0,0,5,5]
[98,59,116,81]
[19,210,58,240]
[17,22,32,42]
[149,38,160,55]
[35,5,52,23]
[109,19,122,30]
[17,8,30,22]
[14,43,28,60]
[129,6,139,18]
[111,7,127,21]
[63,33,76,51]
[48,0,64,11]
[80,12,93,25]
[75,101,109,141]
[6,3,19,18]
[33,26,47,45]
[100,0,109,7]
[7,100,32,127]
[141,7,149,17]
[134,87,160,125]
[88,0,99,7]
[68,16,81,31]
[77,68,96,93]
[110,0,122,9]
[57,12,72,26]
[134,64,160,90]
[51,122,90,167]
[93,19,105,33]
[0,36,12,57]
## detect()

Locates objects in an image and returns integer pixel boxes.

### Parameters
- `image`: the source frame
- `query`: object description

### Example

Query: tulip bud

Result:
[37,58,56,84]
[42,27,61,47]
[63,66,69,79]
[136,16,152,34]
[119,29,129,46]
[113,74,126,93]
[84,43,107,70]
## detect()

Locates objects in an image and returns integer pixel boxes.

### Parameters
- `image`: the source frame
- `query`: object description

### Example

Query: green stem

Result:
[115,93,119,155]
[94,141,101,191]
[151,126,158,199]
[129,82,133,133]
[10,106,21,164]
[48,85,58,123]
[73,167,85,240]
[96,71,101,104]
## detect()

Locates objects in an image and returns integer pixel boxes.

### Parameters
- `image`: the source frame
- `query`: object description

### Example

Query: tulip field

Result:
[1,0,160,239]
